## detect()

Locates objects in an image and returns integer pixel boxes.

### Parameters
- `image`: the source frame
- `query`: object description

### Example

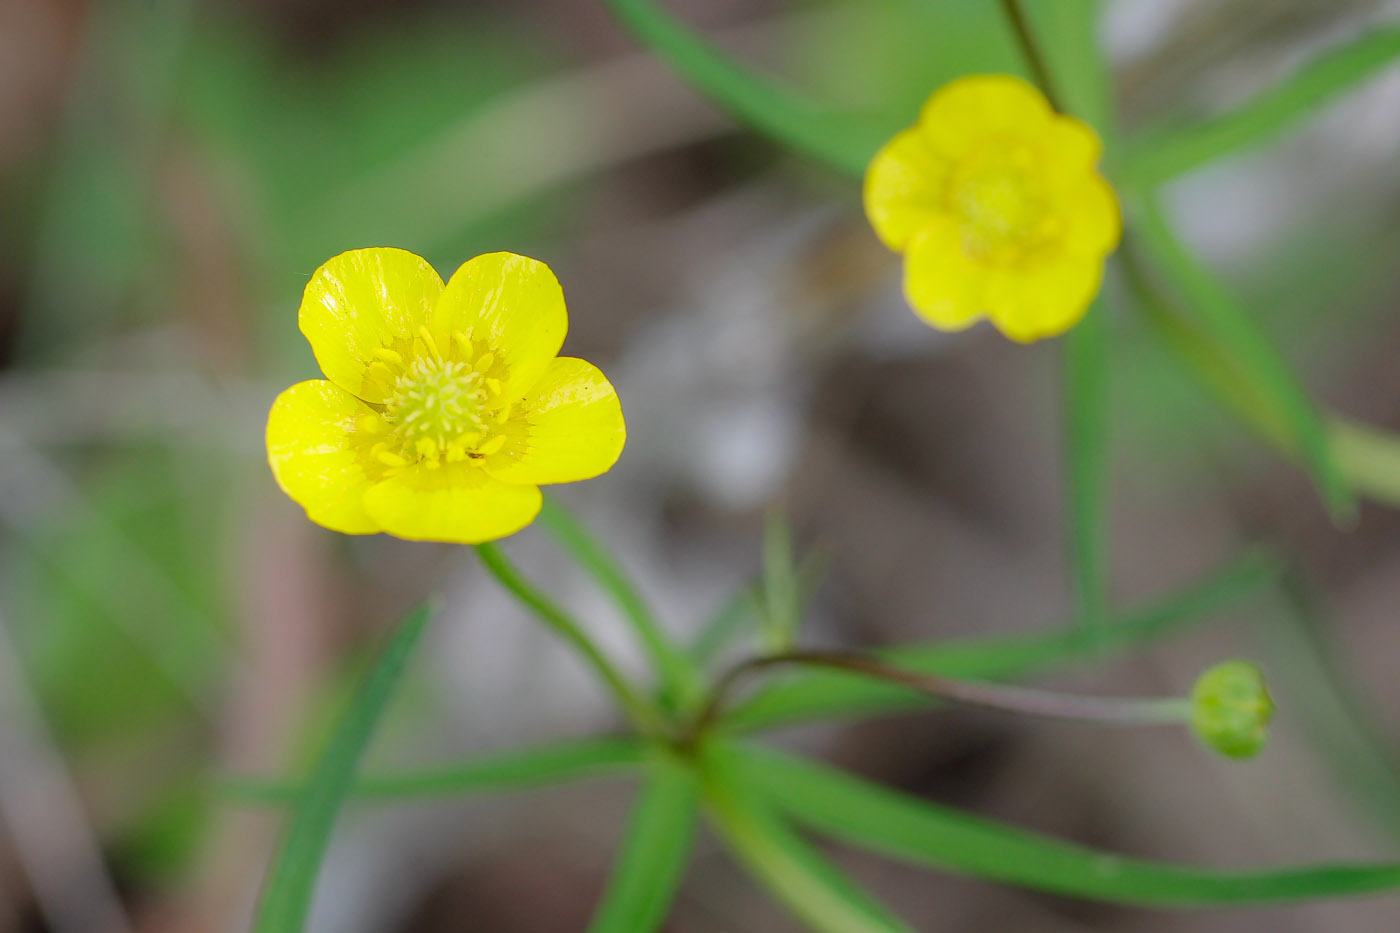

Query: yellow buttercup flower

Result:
[864,74,1120,342]
[266,248,626,543]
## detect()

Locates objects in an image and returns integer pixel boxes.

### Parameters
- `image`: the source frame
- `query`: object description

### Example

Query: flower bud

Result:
[1190,661,1274,759]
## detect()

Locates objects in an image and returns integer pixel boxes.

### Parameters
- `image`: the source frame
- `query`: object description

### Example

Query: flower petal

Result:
[1056,174,1121,257]
[1039,115,1103,179]
[918,74,1052,156]
[363,464,542,544]
[430,252,566,397]
[299,248,445,403]
[266,380,385,534]
[984,254,1103,343]
[864,127,951,251]
[483,357,626,486]
[902,221,987,332]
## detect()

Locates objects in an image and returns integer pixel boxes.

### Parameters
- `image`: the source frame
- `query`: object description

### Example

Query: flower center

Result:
[386,358,489,449]
[365,330,512,470]
[947,151,1053,263]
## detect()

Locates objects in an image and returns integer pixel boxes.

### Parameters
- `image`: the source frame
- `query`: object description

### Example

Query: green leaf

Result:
[689,549,829,669]
[702,749,912,933]
[688,583,760,668]
[726,550,1277,731]
[1062,297,1112,641]
[760,511,800,652]
[1330,419,1400,510]
[539,497,701,711]
[1268,578,1400,840]
[253,605,431,933]
[1128,254,1400,512]
[729,744,1400,906]
[1126,194,1354,521]
[1124,25,1400,186]
[587,755,698,933]
[223,736,645,805]
[601,0,887,176]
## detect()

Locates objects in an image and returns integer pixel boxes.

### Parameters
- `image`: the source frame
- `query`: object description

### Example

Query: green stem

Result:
[539,497,701,711]
[474,543,666,737]
[686,650,1190,746]
[998,0,1064,112]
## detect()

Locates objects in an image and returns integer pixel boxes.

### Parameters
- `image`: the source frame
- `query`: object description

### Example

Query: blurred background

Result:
[3,0,1400,930]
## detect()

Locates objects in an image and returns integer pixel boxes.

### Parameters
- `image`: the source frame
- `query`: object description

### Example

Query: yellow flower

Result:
[864,74,1120,342]
[266,248,626,543]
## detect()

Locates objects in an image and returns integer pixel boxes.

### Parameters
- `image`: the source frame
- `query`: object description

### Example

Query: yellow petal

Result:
[483,357,626,486]
[1039,114,1103,179]
[864,127,951,251]
[983,254,1103,343]
[363,463,542,544]
[266,380,385,534]
[430,252,566,397]
[299,248,445,403]
[902,222,987,332]
[918,74,1052,157]
[1056,174,1121,257]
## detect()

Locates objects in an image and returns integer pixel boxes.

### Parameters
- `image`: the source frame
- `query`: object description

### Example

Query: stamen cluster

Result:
[365,326,511,470]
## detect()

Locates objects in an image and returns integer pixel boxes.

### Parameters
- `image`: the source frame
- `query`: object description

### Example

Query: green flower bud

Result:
[1190,661,1274,759]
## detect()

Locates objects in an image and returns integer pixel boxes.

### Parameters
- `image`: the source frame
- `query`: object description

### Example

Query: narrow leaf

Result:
[1128,195,1354,520]
[1125,25,1400,185]
[587,756,698,933]
[224,737,645,805]
[726,550,1278,731]
[731,744,1400,906]
[540,497,700,710]
[253,604,431,933]
[1269,578,1400,840]
[601,0,887,176]
[1330,419,1400,510]
[761,511,800,652]
[689,550,828,669]
[703,752,912,933]
[1063,297,1112,640]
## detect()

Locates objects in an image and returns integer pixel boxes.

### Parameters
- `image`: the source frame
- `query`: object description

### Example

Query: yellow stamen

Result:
[373,347,403,366]
[473,352,495,373]
[418,325,442,360]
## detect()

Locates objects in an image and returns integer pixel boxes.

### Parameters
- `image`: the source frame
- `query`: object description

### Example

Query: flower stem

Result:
[685,650,1190,745]
[538,496,702,711]
[998,0,1065,113]
[474,542,666,737]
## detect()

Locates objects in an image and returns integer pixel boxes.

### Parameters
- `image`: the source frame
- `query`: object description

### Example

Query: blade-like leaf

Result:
[540,497,700,710]
[726,550,1278,731]
[1269,578,1400,840]
[689,550,829,669]
[1331,419,1400,510]
[703,751,912,933]
[224,737,645,805]
[601,0,887,176]
[1063,297,1112,641]
[587,756,699,933]
[253,604,431,933]
[1127,195,1354,521]
[730,744,1400,906]
[1129,258,1400,512]
[1124,25,1400,186]
[761,511,800,652]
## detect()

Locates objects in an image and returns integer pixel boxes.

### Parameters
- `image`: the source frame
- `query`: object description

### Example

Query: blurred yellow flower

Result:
[864,74,1120,342]
[267,248,626,543]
